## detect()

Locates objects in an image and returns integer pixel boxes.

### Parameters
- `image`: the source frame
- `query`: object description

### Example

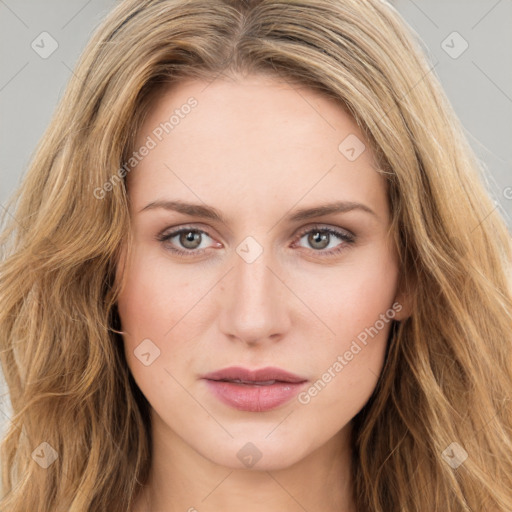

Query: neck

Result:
[132,411,357,512]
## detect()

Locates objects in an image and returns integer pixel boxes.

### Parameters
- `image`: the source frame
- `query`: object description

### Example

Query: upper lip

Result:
[202,366,307,384]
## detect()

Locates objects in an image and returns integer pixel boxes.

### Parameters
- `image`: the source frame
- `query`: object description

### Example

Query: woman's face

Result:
[116,74,408,470]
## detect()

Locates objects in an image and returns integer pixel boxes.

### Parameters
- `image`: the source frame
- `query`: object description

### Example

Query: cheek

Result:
[295,238,399,340]
[295,243,399,408]
[115,244,226,389]
[116,249,205,409]
[116,245,194,340]
[115,248,192,384]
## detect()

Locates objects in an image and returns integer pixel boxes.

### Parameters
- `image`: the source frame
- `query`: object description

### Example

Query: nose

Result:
[217,243,292,347]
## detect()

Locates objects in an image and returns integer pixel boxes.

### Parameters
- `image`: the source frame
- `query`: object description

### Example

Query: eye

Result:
[156,224,355,258]
[293,225,355,256]
[156,227,219,257]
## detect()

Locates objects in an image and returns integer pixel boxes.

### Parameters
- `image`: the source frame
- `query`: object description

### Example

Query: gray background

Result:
[0,0,511,440]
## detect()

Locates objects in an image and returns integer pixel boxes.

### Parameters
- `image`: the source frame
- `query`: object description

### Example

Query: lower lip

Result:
[203,379,308,412]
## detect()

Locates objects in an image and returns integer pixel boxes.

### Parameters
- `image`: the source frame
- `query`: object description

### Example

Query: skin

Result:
[116,73,410,512]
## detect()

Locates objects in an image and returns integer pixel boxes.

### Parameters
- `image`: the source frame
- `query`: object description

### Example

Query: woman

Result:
[1,0,511,510]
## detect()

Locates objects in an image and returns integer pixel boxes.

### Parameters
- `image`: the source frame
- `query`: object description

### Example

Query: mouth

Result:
[214,378,284,386]
[201,366,308,412]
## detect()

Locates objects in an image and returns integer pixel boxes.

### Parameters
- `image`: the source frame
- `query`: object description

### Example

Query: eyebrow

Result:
[138,199,377,223]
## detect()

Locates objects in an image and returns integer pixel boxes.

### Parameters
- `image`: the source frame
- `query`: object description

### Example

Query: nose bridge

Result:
[218,237,290,344]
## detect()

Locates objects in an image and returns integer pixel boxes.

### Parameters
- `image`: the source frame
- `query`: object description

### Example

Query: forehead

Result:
[127,74,388,222]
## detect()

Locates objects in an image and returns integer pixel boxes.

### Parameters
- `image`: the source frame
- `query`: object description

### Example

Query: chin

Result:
[198,433,312,471]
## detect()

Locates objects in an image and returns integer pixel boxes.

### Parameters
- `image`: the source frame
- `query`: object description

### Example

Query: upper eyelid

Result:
[295,224,355,238]
[159,225,215,241]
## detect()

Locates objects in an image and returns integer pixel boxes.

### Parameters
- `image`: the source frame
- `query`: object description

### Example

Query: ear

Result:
[113,238,129,292]
[392,274,414,321]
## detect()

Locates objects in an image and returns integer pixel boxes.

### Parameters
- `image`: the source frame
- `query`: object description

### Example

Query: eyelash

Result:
[156,224,356,259]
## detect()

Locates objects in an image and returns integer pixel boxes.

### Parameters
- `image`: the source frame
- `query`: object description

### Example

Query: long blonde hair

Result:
[1,0,511,510]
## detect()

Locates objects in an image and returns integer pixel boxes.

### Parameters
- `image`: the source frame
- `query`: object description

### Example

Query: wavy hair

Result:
[1,0,511,510]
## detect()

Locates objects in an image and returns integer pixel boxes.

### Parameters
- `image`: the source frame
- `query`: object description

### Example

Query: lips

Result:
[201,366,308,412]
[201,366,307,384]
